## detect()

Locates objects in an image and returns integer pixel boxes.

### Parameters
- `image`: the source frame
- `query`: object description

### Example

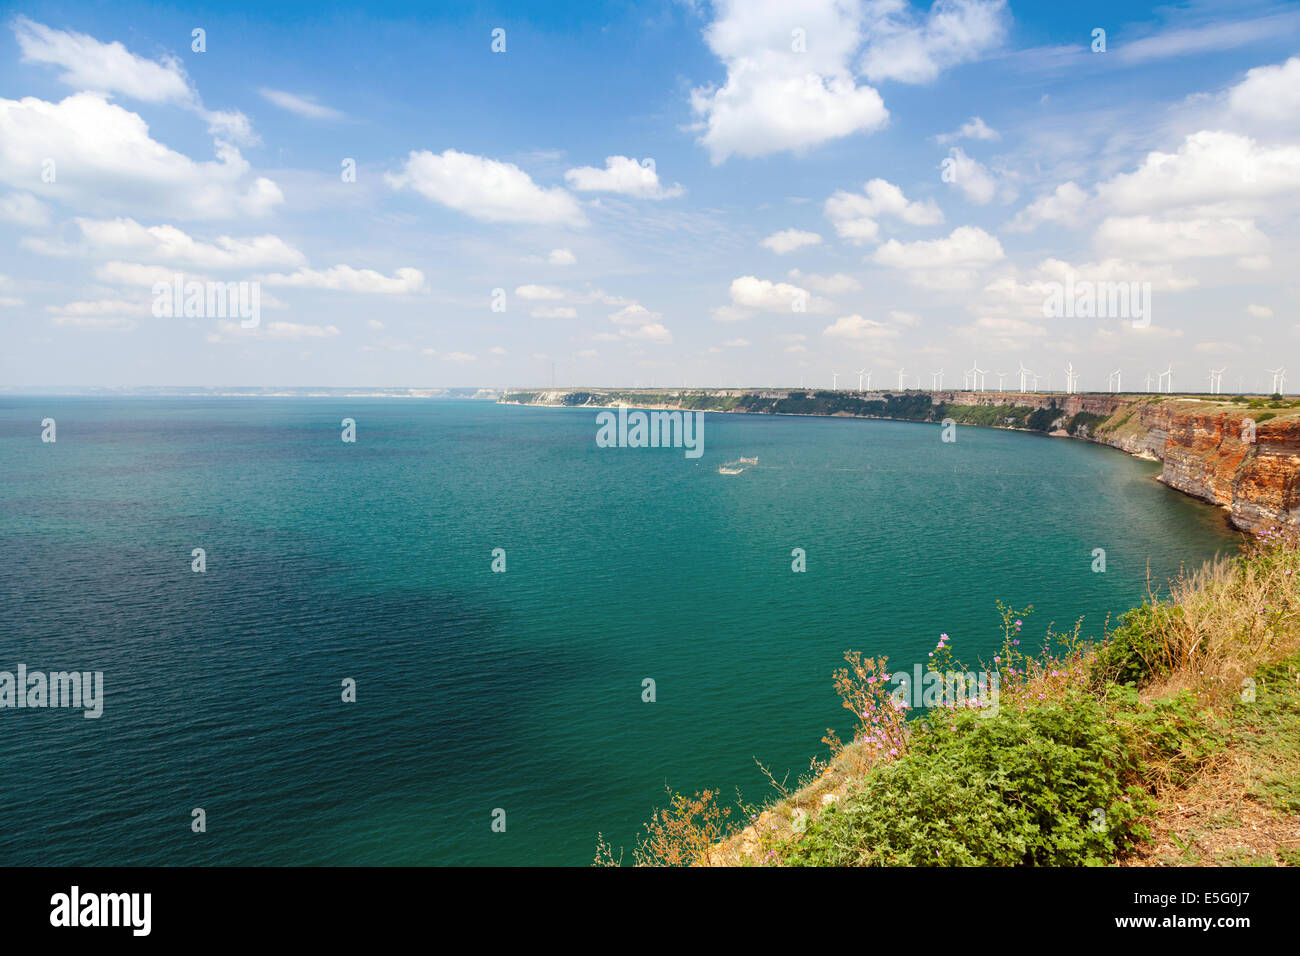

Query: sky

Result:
[0,0,1298,392]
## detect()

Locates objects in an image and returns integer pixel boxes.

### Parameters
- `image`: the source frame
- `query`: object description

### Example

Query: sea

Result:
[0,397,1237,865]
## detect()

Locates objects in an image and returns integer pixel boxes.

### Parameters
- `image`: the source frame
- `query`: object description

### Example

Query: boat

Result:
[718,466,744,475]
[738,457,758,464]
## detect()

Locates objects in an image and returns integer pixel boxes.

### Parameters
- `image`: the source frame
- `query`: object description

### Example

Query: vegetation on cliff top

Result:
[595,531,1300,867]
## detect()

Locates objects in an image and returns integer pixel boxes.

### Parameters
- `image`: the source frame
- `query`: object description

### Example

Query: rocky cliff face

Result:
[1083,401,1300,533]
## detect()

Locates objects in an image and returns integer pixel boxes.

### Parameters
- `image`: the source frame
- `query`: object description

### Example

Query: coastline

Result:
[500,388,1300,535]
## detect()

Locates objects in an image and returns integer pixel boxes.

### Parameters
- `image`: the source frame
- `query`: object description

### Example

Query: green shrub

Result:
[1089,603,1178,686]
[786,693,1151,866]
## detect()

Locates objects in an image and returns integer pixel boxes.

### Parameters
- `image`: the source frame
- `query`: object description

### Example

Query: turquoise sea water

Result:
[0,398,1237,865]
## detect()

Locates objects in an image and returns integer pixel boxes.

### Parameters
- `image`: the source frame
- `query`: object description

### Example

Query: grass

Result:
[596,530,1300,867]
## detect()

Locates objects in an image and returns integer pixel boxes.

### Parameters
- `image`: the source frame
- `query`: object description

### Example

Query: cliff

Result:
[501,388,1300,534]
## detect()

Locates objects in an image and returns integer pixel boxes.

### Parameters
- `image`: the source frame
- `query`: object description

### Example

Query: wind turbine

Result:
[931,369,943,389]
[1209,366,1226,395]
[831,369,839,390]
[1066,362,1080,394]
[1159,364,1174,394]
[1267,366,1286,395]
[1107,368,1121,394]
[1144,372,1154,393]
[996,371,1008,391]
[897,367,907,390]
[857,368,867,391]
[1018,362,1033,392]
[863,371,872,390]
[966,360,982,392]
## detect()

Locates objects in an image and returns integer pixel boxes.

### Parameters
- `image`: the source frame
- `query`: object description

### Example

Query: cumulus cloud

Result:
[259,265,425,294]
[720,275,833,316]
[13,18,257,146]
[564,156,683,199]
[859,0,1008,84]
[0,191,50,227]
[822,314,901,342]
[943,146,1008,204]
[1006,181,1089,232]
[515,284,567,300]
[386,149,586,226]
[824,177,943,243]
[14,16,192,105]
[936,115,999,145]
[619,322,672,343]
[1093,215,1269,261]
[689,0,889,163]
[761,229,823,253]
[0,93,282,219]
[872,225,1005,288]
[548,248,576,265]
[787,269,862,294]
[1095,130,1300,217]
[1226,57,1300,127]
[57,217,306,269]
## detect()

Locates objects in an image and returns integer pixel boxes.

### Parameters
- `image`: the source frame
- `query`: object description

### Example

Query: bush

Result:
[786,692,1151,866]
[1089,603,1178,686]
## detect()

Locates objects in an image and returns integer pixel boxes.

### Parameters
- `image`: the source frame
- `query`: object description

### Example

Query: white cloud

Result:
[786,269,861,294]
[49,314,138,331]
[68,218,306,269]
[689,0,888,163]
[890,309,922,325]
[1006,181,1089,232]
[1115,15,1300,67]
[935,115,999,144]
[1227,57,1300,128]
[761,229,822,254]
[531,306,577,318]
[609,304,662,326]
[515,284,567,301]
[264,322,340,340]
[874,224,1004,269]
[0,93,281,219]
[14,16,192,105]
[0,191,50,226]
[1093,216,1269,261]
[825,177,944,244]
[1247,304,1274,318]
[822,314,901,342]
[258,89,344,120]
[386,149,585,226]
[619,323,672,343]
[13,18,256,147]
[943,147,1003,204]
[723,338,751,347]
[724,275,831,314]
[259,265,425,294]
[1095,131,1300,216]
[873,225,1005,289]
[548,248,576,265]
[94,261,190,286]
[859,0,1008,84]
[564,156,683,199]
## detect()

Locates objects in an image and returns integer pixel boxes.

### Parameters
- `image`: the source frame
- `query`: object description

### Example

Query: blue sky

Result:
[1,0,1298,391]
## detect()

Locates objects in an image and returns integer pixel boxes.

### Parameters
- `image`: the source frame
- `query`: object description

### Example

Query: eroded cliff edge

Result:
[501,388,1300,534]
